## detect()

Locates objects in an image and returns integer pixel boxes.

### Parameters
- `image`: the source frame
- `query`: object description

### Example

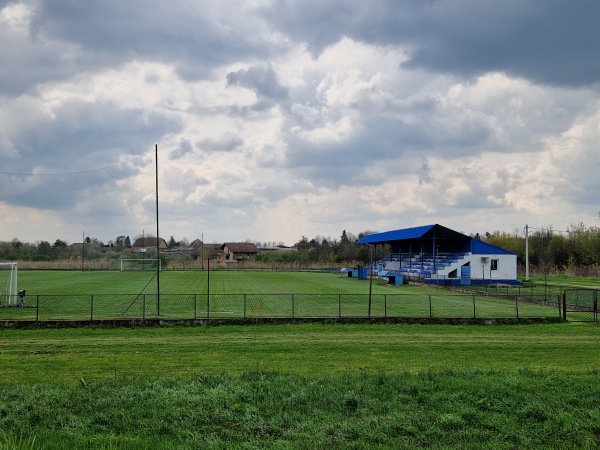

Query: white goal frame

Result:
[0,263,18,306]
[120,259,162,272]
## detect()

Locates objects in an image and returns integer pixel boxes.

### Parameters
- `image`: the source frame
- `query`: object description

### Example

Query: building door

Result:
[460,264,471,286]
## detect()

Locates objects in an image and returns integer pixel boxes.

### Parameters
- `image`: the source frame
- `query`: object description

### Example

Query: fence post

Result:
[143,294,146,320]
[90,294,94,322]
[291,294,295,319]
[562,292,567,320]
[338,294,342,319]
[244,294,247,319]
[515,295,519,320]
[36,295,39,322]
[194,294,197,320]
[531,284,534,302]
[429,295,432,319]
[384,294,387,319]
[472,295,476,319]
[595,291,598,323]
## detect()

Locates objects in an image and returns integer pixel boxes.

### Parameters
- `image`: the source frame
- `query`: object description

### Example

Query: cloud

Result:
[1,0,599,246]
[2,97,181,173]
[227,65,289,105]
[264,0,600,88]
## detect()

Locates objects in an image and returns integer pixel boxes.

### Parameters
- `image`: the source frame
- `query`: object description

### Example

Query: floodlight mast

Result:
[525,224,529,281]
[367,243,373,319]
[155,144,161,316]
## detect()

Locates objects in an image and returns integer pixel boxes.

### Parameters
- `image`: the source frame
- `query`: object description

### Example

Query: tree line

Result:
[482,223,600,276]
[2,223,600,275]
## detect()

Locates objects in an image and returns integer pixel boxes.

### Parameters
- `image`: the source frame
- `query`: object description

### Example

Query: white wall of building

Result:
[467,254,517,281]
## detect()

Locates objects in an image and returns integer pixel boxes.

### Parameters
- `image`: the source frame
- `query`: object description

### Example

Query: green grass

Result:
[2,323,600,448]
[1,272,595,447]
[1,323,599,385]
[527,274,600,287]
[17,270,429,295]
[3,271,561,321]
[2,370,600,449]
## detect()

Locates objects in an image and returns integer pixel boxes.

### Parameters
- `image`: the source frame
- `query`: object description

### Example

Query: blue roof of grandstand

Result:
[357,224,437,244]
[356,224,515,255]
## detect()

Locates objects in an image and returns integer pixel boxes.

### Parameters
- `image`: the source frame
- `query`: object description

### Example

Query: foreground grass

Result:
[1,371,600,449]
[2,323,600,448]
[1,323,600,384]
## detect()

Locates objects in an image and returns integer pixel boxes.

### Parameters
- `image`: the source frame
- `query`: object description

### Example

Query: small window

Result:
[491,259,498,271]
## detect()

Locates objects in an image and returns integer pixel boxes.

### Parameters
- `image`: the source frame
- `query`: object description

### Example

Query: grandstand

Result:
[357,224,517,286]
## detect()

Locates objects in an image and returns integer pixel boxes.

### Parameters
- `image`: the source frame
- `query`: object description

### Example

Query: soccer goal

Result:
[120,259,162,272]
[0,263,18,306]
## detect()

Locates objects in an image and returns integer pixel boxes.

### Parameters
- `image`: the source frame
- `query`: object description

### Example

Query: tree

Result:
[295,236,310,251]
[11,238,22,250]
[530,228,555,282]
[115,236,126,251]
[36,241,53,260]
[340,230,349,245]
[168,236,177,248]
[52,239,67,249]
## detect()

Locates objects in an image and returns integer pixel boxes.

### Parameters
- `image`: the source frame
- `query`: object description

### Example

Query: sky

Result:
[1,0,600,246]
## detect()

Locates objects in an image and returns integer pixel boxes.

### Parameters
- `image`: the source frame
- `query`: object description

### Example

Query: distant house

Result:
[220,242,259,261]
[258,244,297,253]
[131,237,168,254]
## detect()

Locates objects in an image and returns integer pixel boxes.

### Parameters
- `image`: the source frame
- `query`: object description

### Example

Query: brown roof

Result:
[131,237,168,249]
[221,242,259,253]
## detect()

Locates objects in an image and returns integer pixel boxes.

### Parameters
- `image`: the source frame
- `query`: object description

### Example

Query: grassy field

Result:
[2,322,600,384]
[1,270,562,321]
[0,271,597,448]
[1,322,600,448]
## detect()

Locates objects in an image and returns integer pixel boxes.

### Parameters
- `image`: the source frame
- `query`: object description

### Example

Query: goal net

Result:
[0,263,18,306]
[120,259,162,272]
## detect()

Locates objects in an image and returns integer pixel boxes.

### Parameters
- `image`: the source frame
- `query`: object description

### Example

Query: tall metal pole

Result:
[81,230,85,272]
[525,224,529,281]
[368,244,373,319]
[207,257,210,320]
[155,144,160,315]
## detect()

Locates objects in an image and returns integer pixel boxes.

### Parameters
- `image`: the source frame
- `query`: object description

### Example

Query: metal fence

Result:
[456,284,599,322]
[0,292,566,322]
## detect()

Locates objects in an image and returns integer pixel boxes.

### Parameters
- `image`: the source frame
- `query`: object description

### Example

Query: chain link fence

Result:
[0,292,564,322]
[455,284,599,322]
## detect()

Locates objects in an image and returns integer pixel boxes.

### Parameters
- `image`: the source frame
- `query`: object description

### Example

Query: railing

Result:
[0,292,563,322]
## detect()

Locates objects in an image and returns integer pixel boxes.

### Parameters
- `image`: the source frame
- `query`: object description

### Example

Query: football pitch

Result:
[3,270,561,321]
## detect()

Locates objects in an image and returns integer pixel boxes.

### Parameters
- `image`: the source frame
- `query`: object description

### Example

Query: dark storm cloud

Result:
[7,99,181,173]
[264,0,600,87]
[30,1,275,83]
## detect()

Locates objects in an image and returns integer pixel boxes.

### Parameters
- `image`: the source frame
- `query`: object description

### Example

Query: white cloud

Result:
[1,0,599,246]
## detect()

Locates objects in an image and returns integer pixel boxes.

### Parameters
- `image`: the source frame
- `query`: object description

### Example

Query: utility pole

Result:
[81,230,85,272]
[155,144,160,315]
[525,224,529,281]
[368,244,373,319]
